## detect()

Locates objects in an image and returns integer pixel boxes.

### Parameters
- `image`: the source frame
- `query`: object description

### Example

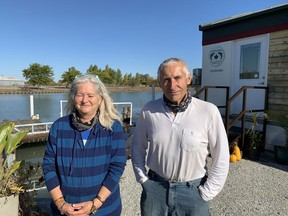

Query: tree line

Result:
[22,63,158,88]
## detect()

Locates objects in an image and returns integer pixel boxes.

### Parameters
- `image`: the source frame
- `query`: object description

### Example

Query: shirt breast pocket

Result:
[180,129,206,152]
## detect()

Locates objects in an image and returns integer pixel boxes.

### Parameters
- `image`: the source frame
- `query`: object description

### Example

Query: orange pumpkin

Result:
[230,154,237,163]
[233,145,242,161]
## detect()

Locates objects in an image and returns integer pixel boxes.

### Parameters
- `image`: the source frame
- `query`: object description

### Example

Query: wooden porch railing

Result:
[194,86,230,128]
[225,86,269,149]
[194,85,269,150]
[193,86,230,110]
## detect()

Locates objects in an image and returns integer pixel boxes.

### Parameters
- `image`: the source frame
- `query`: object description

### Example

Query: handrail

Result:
[25,179,47,192]
[14,122,53,135]
[14,101,133,136]
[193,85,269,151]
[193,85,230,111]
[113,102,133,126]
[194,86,230,106]
[225,86,269,149]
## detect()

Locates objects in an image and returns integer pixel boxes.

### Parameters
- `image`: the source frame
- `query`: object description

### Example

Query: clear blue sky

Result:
[1,0,287,82]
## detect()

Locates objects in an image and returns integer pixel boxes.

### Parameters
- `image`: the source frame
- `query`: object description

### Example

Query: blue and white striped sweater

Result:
[43,115,126,215]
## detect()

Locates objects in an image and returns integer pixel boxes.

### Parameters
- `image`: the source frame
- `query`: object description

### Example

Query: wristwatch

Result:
[90,200,98,214]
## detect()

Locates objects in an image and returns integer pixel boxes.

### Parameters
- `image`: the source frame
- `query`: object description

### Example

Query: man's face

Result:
[158,62,191,104]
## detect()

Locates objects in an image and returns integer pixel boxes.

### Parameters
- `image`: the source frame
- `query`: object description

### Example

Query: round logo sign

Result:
[209,48,225,67]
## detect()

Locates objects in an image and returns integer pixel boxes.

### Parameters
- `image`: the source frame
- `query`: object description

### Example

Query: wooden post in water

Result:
[152,83,155,100]
[30,95,34,118]
[122,106,131,125]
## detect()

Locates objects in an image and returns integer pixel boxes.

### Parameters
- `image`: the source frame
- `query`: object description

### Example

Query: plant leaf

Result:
[0,122,14,153]
[6,160,25,180]
[5,130,29,155]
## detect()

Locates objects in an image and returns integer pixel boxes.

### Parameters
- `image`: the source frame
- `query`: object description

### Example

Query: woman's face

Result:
[74,82,102,119]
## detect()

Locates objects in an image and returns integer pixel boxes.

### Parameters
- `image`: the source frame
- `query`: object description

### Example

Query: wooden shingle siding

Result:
[268,29,288,114]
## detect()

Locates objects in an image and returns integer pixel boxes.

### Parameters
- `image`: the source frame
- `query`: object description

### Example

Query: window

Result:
[239,42,260,79]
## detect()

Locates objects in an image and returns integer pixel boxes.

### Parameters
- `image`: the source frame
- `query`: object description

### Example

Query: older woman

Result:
[43,75,127,216]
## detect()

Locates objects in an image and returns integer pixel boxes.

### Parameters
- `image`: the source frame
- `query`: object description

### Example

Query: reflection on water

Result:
[0,94,31,120]
[17,126,134,164]
[0,91,162,122]
[0,93,68,122]
[16,142,47,194]
[34,93,68,122]
[17,142,46,163]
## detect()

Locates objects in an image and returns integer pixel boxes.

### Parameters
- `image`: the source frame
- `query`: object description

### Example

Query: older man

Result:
[131,57,229,216]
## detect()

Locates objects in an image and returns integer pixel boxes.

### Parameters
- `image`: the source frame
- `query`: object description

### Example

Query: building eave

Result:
[199,3,288,31]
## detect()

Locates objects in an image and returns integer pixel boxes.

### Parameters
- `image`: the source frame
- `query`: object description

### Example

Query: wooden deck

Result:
[0,119,49,144]
[20,132,49,144]
[1,119,134,146]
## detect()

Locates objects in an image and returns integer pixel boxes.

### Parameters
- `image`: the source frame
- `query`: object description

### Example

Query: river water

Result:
[0,91,162,163]
[0,91,162,123]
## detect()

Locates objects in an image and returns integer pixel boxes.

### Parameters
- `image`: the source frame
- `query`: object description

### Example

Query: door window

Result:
[239,42,261,79]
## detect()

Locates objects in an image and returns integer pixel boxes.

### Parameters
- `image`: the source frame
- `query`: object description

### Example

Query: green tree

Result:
[87,65,101,74]
[116,69,122,85]
[101,65,113,84]
[134,73,141,86]
[147,76,157,87]
[106,65,117,84]
[22,63,54,88]
[122,74,129,85]
[85,63,156,87]
[87,64,108,82]
[126,73,135,86]
[61,67,81,87]
[87,64,115,84]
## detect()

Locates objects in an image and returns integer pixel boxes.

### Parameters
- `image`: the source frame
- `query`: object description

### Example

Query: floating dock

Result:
[0,119,50,144]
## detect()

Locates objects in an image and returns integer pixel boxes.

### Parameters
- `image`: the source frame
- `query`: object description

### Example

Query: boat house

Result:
[197,3,288,151]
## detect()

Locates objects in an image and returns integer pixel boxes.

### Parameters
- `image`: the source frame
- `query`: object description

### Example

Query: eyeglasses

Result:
[75,74,101,83]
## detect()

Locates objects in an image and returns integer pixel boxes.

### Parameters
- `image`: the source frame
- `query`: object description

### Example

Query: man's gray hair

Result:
[157,58,192,81]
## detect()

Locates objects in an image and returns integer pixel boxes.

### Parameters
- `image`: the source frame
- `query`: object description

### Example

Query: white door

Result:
[231,35,269,114]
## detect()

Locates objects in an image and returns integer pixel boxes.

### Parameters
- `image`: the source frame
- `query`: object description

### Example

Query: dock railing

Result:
[13,100,133,136]
[14,122,53,135]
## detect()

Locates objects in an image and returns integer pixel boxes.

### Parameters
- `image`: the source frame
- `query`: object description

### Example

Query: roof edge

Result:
[199,3,288,31]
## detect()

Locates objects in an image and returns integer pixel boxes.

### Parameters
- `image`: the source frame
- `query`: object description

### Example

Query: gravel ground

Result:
[120,160,142,216]
[35,152,287,215]
[120,152,288,216]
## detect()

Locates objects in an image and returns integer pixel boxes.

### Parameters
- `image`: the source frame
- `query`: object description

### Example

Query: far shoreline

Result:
[0,85,162,94]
